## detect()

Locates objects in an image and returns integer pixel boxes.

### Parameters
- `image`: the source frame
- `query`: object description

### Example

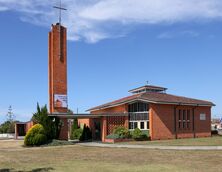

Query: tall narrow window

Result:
[187,110,190,129]
[140,122,144,129]
[183,110,186,129]
[147,121,149,129]
[178,110,181,129]
[178,109,192,130]
[129,122,133,129]
[134,122,138,129]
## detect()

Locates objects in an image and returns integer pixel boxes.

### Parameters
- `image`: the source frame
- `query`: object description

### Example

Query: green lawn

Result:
[121,136,222,146]
[0,140,222,172]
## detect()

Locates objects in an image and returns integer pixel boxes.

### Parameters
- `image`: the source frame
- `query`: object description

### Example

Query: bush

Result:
[32,103,61,140]
[72,118,78,130]
[24,124,47,146]
[70,118,82,140]
[132,128,148,140]
[106,134,120,139]
[79,125,92,141]
[71,128,83,140]
[113,126,130,139]
[211,130,218,135]
[0,121,15,134]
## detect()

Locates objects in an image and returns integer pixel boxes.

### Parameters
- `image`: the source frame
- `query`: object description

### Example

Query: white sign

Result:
[200,113,206,120]
[54,94,68,108]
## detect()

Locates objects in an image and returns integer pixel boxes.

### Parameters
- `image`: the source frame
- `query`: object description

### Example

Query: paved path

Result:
[78,142,222,150]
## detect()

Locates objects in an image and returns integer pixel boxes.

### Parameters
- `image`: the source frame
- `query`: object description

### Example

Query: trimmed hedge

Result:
[24,124,47,146]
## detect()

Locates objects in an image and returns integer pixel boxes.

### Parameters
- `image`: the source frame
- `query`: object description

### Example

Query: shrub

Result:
[211,130,218,135]
[113,126,130,139]
[32,103,61,140]
[24,124,47,146]
[70,118,82,140]
[132,128,148,140]
[71,128,83,140]
[106,134,120,139]
[0,121,15,134]
[72,118,78,130]
[79,125,92,141]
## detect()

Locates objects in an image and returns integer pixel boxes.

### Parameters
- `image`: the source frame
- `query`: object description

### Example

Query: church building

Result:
[15,18,215,143]
[78,85,214,142]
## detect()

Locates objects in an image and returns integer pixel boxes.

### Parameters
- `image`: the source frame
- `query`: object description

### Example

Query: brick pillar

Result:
[59,118,68,140]
[124,116,129,129]
[101,117,107,142]
[149,107,153,140]
[15,123,18,139]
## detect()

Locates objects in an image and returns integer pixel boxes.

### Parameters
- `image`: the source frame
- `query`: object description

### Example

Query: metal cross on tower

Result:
[53,0,67,25]
[53,0,67,60]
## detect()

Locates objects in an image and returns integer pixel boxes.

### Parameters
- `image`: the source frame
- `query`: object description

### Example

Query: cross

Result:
[53,0,67,61]
[146,81,149,85]
[53,0,67,25]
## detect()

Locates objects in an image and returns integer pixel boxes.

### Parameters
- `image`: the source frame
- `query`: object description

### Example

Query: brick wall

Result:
[90,104,128,142]
[150,104,175,140]
[150,104,211,140]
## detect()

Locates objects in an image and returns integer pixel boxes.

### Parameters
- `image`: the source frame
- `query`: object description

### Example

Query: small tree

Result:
[70,118,82,140]
[7,105,15,122]
[32,103,60,140]
[72,118,78,130]
[0,121,15,133]
[79,124,92,141]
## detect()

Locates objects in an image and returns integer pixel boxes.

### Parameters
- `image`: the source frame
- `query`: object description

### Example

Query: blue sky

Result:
[0,0,222,123]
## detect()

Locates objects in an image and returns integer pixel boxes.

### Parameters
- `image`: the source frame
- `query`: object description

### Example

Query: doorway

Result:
[93,120,101,141]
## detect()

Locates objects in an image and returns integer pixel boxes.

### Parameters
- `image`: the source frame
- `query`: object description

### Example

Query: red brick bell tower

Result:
[48,23,68,140]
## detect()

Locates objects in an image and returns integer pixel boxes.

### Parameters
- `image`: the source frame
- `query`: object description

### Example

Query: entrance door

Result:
[94,120,101,140]
[18,124,26,136]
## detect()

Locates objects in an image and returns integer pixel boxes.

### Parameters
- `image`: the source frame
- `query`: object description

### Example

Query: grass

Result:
[1,140,222,172]
[120,135,222,146]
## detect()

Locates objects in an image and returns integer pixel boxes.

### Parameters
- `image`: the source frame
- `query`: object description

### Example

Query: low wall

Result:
[104,138,133,143]
[0,133,15,139]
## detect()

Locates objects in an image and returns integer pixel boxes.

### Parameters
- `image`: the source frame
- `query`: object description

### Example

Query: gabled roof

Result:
[87,92,215,112]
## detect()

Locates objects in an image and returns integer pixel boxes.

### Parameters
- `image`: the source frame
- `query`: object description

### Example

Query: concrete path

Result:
[78,142,222,150]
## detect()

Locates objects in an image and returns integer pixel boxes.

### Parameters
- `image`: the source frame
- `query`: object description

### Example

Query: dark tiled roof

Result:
[87,92,215,111]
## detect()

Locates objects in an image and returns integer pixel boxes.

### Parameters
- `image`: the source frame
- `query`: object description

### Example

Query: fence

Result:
[0,133,15,139]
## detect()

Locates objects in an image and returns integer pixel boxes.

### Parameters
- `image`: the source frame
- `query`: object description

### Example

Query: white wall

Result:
[0,133,15,139]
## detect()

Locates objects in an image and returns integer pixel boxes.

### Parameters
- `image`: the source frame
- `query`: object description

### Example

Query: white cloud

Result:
[0,0,222,42]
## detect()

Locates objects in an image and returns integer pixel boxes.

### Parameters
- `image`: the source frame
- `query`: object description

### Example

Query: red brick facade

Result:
[49,24,68,140]
[150,104,211,140]
[49,24,67,114]
[78,103,212,142]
